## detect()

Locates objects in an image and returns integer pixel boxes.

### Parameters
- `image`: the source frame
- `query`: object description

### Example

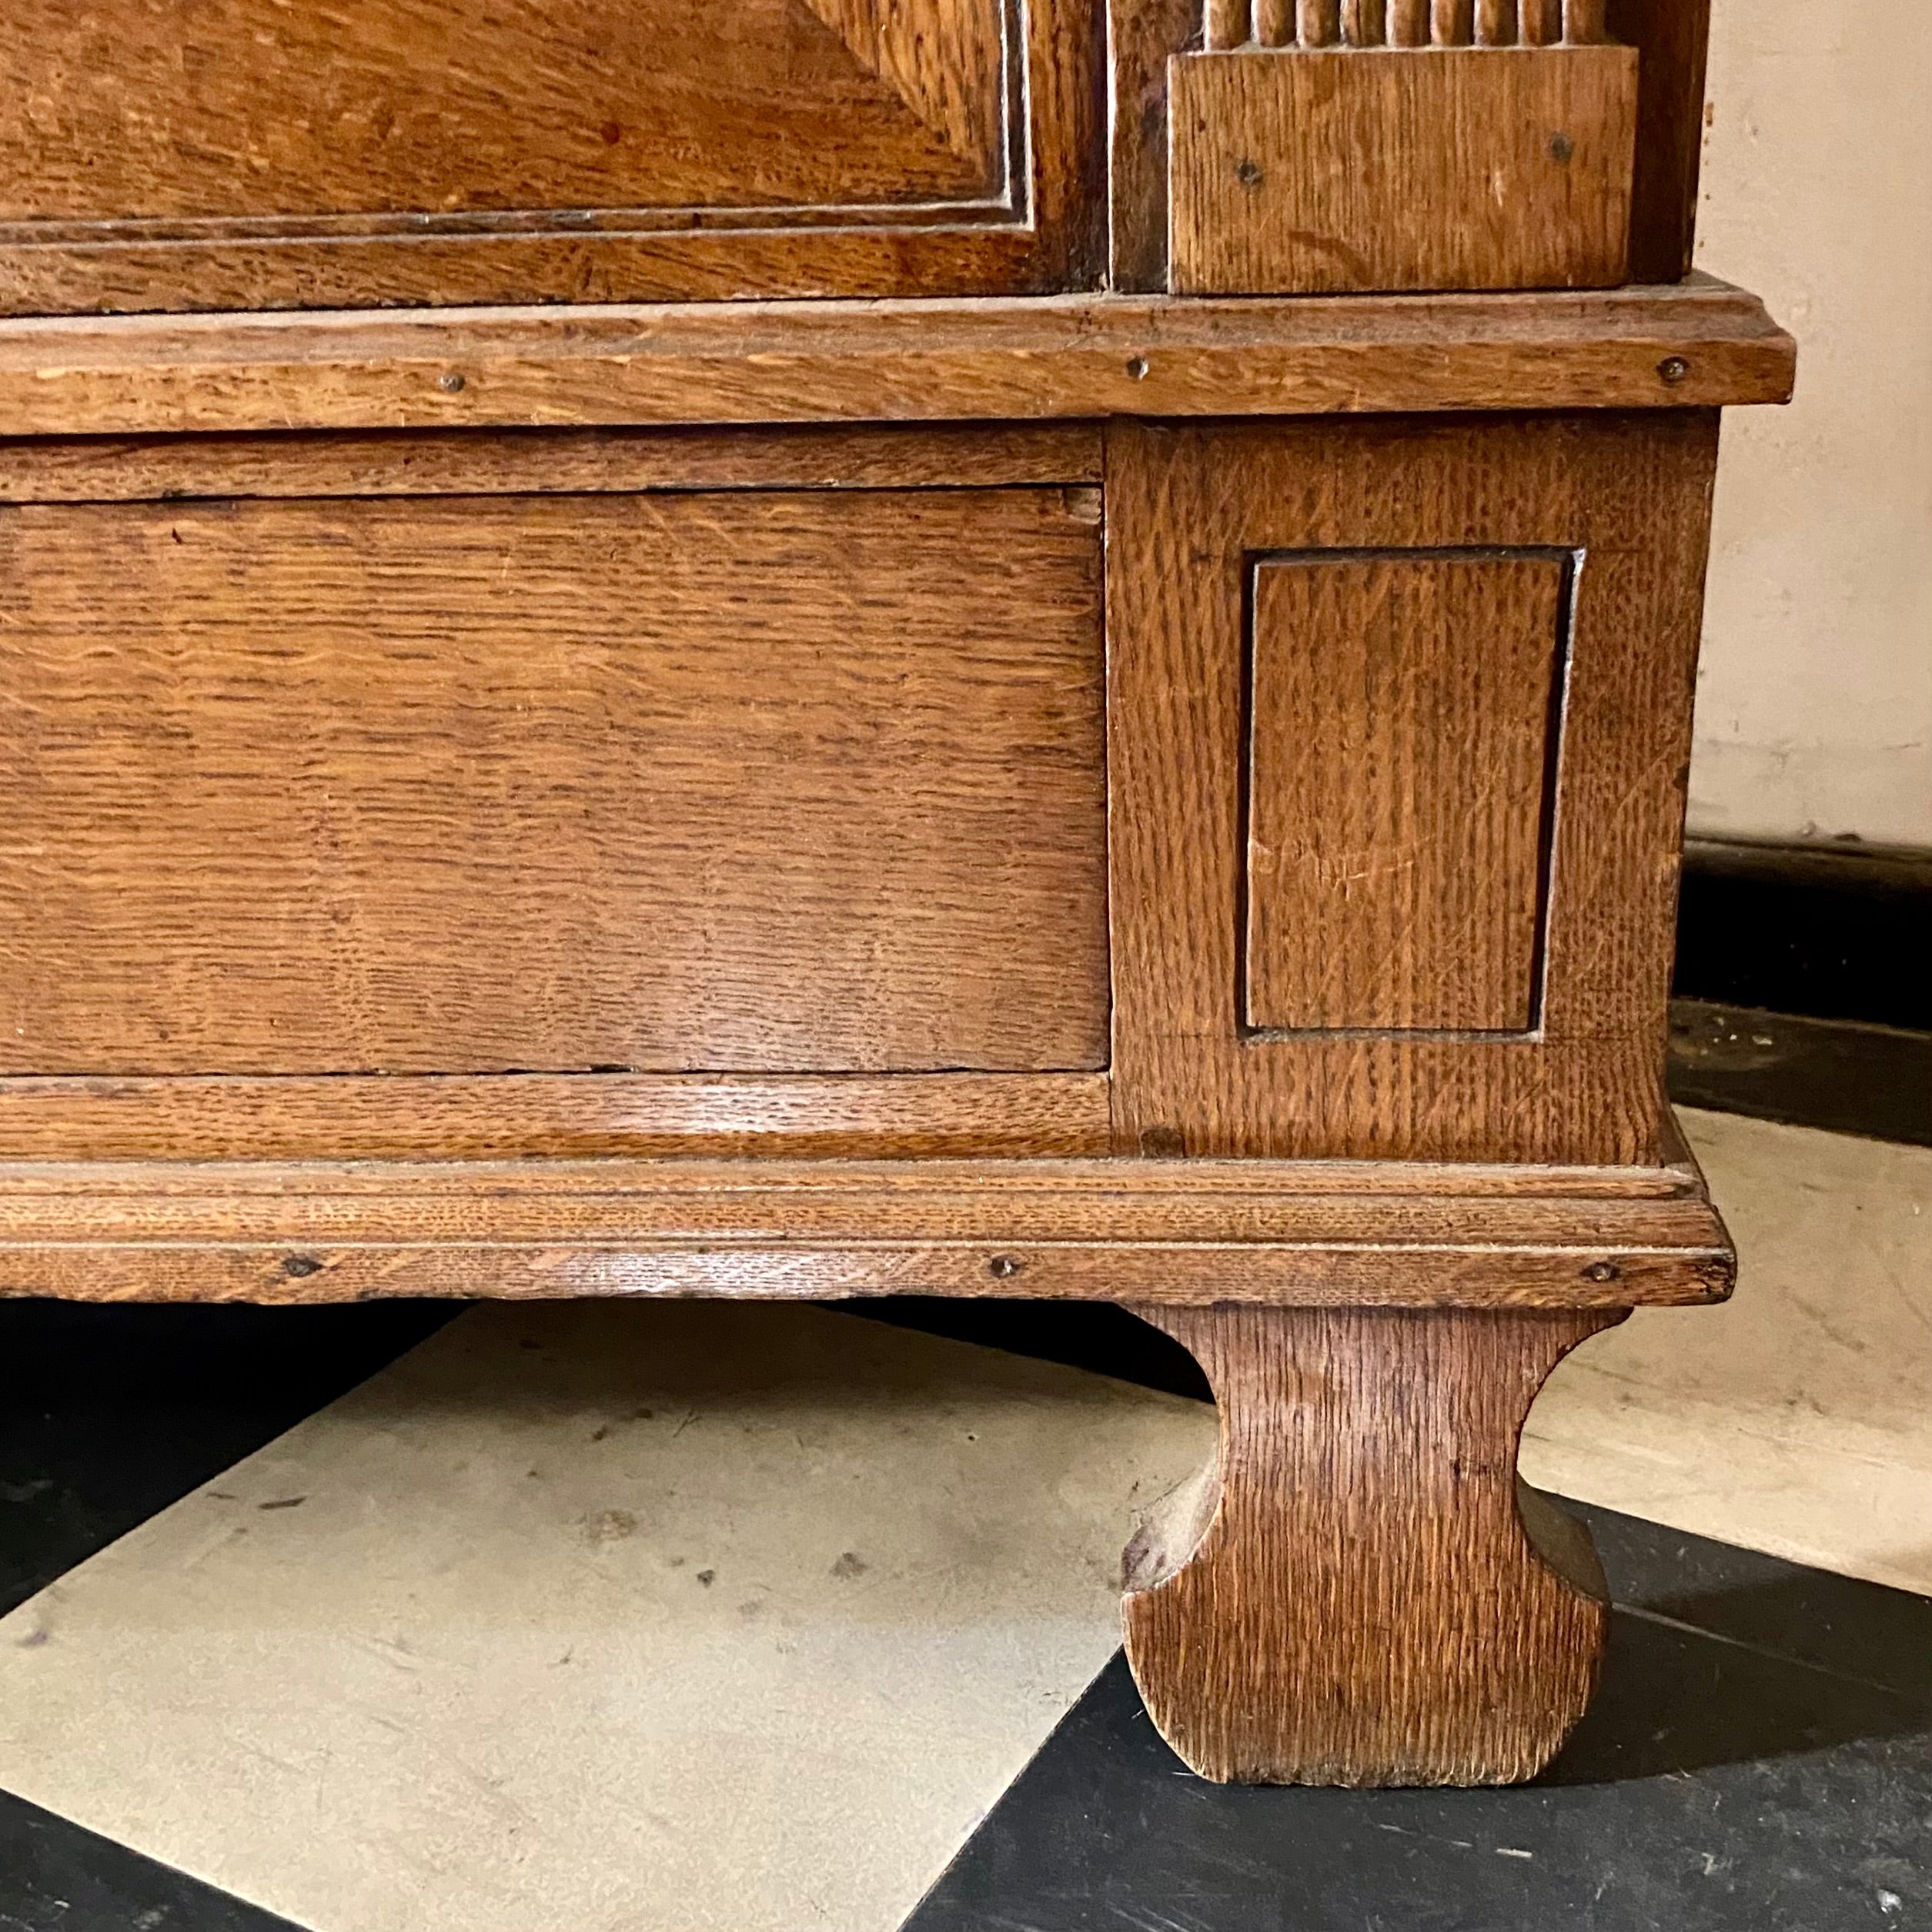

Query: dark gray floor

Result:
[0,1789,302,1932]
[908,1503,1932,1932]
[3,1292,1928,1931]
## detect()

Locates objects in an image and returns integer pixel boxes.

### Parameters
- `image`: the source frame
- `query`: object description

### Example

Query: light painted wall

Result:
[1690,0,1932,848]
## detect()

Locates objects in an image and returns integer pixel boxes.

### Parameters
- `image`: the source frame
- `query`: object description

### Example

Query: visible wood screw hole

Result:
[600,121,623,144]
[1125,355,1150,381]
[1549,132,1574,163]
[437,372,467,393]
[988,1255,1024,1279]
[1657,356,1690,386]
[1581,1261,1622,1283]
[282,1254,324,1279]
[1235,157,1264,187]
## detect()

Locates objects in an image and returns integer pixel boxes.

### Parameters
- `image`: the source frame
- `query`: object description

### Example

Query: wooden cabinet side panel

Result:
[1107,411,1720,1163]
[1607,0,1714,283]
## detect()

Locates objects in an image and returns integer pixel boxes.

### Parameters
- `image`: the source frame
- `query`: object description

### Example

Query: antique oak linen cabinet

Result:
[0,0,1793,1786]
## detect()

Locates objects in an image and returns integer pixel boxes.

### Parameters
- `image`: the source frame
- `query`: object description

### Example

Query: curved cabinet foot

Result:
[1121,1303,1623,1787]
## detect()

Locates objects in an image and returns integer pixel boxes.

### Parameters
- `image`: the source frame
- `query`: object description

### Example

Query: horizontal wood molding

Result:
[0,0,1104,312]
[0,281,1794,439]
[0,424,1105,505]
[0,1148,1733,1309]
[0,1075,1112,1162]
[0,484,1108,1078]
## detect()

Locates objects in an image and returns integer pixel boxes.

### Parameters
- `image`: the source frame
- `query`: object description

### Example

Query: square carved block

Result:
[1244,551,1570,1037]
[1169,46,1639,294]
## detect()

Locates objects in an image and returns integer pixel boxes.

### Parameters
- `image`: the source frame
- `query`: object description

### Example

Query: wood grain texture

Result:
[0,1148,1735,1309]
[1607,0,1713,283]
[0,0,999,222]
[1563,0,1604,44]
[1108,0,1205,288]
[1389,0,1431,43]
[1476,0,1519,45]
[0,1075,1114,1161]
[796,0,1009,175]
[1250,0,1289,46]
[1122,1304,1619,1783]
[0,281,1797,439]
[0,0,1103,312]
[1169,46,1637,294]
[1520,0,1560,40]
[1108,411,1723,1162]
[1298,0,1342,44]
[0,424,1106,505]
[1205,0,1251,48]
[1245,553,1566,1034]
[1342,0,1387,45]
[0,486,1107,1075]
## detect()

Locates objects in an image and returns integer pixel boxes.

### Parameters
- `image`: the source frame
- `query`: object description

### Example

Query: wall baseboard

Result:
[1667,1000,1932,1147]
[1675,837,1932,1032]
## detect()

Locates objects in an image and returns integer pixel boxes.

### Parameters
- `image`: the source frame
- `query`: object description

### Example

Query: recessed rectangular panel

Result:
[0,0,1101,312]
[0,0,1004,223]
[1244,552,1567,1035]
[0,487,1108,1075]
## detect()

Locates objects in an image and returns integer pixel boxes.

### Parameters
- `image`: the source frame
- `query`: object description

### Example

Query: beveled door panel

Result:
[1,0,997,222]
[0,483,1108,1077]
[0,0,1101,312]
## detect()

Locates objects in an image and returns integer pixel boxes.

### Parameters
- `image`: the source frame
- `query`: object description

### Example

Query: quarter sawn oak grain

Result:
[0,1148,1734,1309]
[0,486,1107,1076]
[1244,552,1566,1035]
[0,0,1102,312]
[1168,45,1637,293]
[1108,409,1721,1162]
[1123,1304,1619,1783]
[0,0,1787,1799]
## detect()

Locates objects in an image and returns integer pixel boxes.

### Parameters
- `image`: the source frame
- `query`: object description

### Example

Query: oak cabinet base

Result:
[0,1145,1728,1787]
[0,349,1774,1784]
[0,410,1713,1167]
